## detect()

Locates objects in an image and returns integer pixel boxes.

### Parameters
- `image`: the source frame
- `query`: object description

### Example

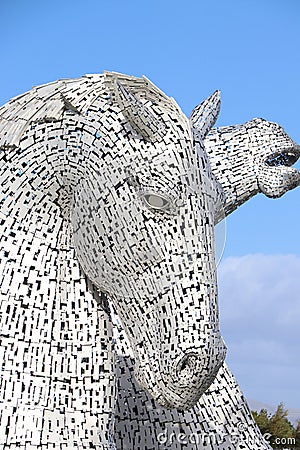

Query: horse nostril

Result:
[176,354,199,379]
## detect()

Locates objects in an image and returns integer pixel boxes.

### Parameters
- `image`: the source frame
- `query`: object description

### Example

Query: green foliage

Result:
[252,402,300,449]
[295,421,300,449]
[252,408,270,436]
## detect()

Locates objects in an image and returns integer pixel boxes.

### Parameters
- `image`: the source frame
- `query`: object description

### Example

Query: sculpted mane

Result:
[0,72,184,148]
[0,76,101,147]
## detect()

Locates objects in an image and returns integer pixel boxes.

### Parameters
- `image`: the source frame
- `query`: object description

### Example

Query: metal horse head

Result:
[71,72,226,409]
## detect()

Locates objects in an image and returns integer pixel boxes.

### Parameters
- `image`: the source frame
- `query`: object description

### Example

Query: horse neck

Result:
[0,143,111,345]
[0,145,117,445]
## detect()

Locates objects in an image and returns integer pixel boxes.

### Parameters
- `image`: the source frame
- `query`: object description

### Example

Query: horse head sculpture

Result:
[71,73,226,409]
[1,72,299,449]
[204,117,300,217]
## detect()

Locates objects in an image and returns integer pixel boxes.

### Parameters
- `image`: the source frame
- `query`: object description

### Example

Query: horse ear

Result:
[189,90,221,139]
[104,74,166,142]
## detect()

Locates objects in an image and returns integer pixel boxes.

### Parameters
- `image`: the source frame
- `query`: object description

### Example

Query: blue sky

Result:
[1,0,299,409]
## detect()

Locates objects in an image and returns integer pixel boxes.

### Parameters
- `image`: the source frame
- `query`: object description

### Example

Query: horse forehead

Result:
[120,139,212,195]
[133,135,206,172]
[131,152,203,186]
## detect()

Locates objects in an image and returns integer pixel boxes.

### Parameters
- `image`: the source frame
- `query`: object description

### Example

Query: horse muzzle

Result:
[134,334,227,410]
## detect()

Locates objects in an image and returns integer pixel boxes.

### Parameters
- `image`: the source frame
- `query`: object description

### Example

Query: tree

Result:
[252,402,298,449]
[252,408,271,436]
[294,420,300,450]
[269,402,295,448]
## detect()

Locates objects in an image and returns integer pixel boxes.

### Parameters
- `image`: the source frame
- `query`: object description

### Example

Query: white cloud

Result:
[217,254,300,408]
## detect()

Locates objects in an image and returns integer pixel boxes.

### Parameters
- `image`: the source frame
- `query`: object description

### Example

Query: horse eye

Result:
[143,193,171,211]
